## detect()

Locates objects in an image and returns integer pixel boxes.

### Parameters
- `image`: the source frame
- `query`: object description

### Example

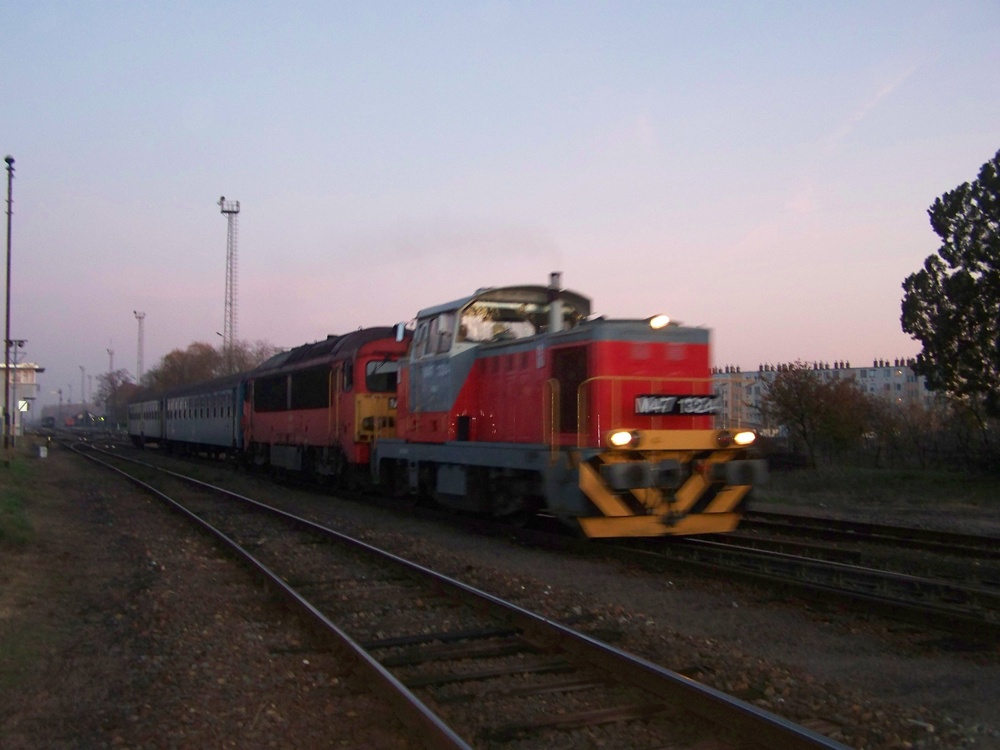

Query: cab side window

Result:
[412,321,429,359]
[429,312,455,355]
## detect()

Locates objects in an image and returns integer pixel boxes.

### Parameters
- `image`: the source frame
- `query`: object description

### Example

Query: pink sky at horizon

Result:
[2,1,997,407]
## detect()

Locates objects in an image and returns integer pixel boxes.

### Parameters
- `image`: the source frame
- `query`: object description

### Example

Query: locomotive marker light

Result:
[648,314,671,329]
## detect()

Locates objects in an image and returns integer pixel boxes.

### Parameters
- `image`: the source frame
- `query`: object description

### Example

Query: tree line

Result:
[95,339,277,427]
[757,363,990,471]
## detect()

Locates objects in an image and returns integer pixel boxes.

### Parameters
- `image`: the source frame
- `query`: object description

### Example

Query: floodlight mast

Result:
[134,311,145,382]
[218,196,240,370]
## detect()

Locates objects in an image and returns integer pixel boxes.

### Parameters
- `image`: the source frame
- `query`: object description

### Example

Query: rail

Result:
[75,443,849,750]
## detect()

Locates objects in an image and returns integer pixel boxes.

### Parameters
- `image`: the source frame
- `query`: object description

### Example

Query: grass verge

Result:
[756,466,1000,509]
[0,458,34,548]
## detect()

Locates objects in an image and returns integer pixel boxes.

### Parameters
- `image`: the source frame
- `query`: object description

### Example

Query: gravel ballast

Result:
[2,445,998,749]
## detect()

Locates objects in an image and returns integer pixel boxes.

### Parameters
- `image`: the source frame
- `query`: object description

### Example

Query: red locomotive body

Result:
[375,275,765,537]
[245,327,409,483]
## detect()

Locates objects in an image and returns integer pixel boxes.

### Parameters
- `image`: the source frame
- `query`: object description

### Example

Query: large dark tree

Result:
[901,149,1000,417]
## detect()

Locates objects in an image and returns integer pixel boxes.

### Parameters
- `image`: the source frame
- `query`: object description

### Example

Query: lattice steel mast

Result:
[218,197,240,364]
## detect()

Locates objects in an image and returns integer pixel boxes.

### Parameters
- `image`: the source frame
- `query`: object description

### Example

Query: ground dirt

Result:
[0,444,418,749]
[2,443,999,749]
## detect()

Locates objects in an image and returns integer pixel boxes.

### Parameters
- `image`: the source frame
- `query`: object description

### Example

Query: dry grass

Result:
[0,457,34,549]
[757,465,1000,510]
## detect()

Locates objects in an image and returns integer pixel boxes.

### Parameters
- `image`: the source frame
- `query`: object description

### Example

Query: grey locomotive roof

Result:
[415,285,592,319]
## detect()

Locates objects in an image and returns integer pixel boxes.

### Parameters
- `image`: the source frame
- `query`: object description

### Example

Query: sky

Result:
[2,1,999,409]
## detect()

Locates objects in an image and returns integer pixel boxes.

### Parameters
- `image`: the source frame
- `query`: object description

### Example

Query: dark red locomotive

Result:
[244,328,410,484]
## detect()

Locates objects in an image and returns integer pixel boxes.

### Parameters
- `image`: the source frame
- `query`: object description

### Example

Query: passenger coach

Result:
[127,398,163,447]
[129,373,244,454]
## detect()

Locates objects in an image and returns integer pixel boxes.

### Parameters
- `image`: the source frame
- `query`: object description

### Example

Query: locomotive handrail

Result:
[334,367,340,444]
[542,378,561,462]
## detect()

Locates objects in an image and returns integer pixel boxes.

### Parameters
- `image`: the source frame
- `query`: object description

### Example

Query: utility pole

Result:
[10,338,24,442]
[134,311,145,383]
[218,196,240,372]
[4,155,14,458]
[80,365,86,409]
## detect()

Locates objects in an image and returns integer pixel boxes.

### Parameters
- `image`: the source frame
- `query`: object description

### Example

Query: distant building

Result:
[712,358,934,431]
[0,361,46,437]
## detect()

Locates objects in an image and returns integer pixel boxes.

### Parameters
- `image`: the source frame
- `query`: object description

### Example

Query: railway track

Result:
[612,518,1000,640]
[742,509,1000,560]
[72,443,847,750]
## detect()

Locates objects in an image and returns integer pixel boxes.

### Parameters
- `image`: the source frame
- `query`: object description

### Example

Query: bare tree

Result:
[760,363,872,468]
[95,369,139,429]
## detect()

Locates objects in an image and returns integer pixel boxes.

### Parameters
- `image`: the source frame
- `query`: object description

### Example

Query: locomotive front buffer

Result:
[577,428,768,538]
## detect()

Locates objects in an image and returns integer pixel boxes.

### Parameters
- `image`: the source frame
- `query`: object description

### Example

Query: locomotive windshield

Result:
[409,284,592,359]
[458,299,581,343]
[459,302,538,342]
[366,360,400,392]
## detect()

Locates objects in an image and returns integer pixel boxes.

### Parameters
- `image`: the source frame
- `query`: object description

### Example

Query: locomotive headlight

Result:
[648,314,670,330]
[608,429,640,449]
[718,429,756,448]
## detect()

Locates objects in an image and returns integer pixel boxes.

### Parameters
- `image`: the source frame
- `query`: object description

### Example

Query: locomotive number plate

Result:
[635,394,721,415]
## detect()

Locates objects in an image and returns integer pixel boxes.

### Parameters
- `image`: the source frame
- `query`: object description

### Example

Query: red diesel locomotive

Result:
[374,274,766,537]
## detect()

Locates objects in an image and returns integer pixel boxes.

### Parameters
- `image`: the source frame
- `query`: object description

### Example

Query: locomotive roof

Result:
[415,285,591,319]
[250,326,398,375]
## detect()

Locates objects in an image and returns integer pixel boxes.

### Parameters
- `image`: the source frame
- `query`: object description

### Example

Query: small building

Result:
[0,361,46,437]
